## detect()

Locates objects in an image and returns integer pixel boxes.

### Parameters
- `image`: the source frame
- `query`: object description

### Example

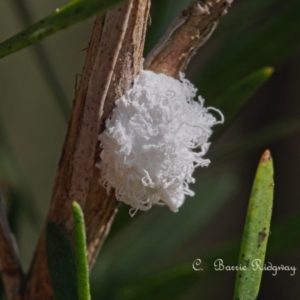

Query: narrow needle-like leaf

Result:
[0,0,124,59]
[72,201,90,300]
[234,150,274,300]
[212,67,274,139]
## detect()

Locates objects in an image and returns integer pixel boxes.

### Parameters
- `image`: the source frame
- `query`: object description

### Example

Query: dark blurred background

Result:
[1,0,300,299]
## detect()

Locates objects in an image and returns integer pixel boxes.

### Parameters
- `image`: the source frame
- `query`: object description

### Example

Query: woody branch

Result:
[0,0,233,299]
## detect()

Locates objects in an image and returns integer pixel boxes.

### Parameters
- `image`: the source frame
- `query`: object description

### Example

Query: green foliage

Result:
[0,0,124,59]
[212,67,274,139]
[72,202,91,300]
[45,203,91,300]
[234,151,274,299]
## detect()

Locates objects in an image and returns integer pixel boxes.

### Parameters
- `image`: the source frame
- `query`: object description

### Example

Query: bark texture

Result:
[22,1,150,298]
[0,0,235,298]
[145,0,233,77]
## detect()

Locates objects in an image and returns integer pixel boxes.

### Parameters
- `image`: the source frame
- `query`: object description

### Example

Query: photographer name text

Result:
[192,258,296,276]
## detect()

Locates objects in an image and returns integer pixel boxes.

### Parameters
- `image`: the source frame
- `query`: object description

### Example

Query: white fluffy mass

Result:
[98,70,223,216]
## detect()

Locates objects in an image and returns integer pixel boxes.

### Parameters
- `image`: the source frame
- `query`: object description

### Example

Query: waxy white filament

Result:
[97,70,223,216]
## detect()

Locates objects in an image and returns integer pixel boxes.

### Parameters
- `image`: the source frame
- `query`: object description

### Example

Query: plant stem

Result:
[73,202,90,300]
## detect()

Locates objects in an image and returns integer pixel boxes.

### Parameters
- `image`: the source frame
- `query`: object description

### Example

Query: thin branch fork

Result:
[145,0,233,77]
[0,0,233,299]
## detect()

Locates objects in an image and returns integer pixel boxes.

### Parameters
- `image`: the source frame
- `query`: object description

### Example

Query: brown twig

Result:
[145,0,233,78]
[9,0,234,298]
[22,1,150,299]
[0,197,24,300]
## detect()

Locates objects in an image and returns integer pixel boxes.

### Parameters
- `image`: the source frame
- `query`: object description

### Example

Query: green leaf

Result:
[0,0,124,59]
[212,67,274,138]
[46,222,78,300]
[234,150,274,300]
[72,202,90,300]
